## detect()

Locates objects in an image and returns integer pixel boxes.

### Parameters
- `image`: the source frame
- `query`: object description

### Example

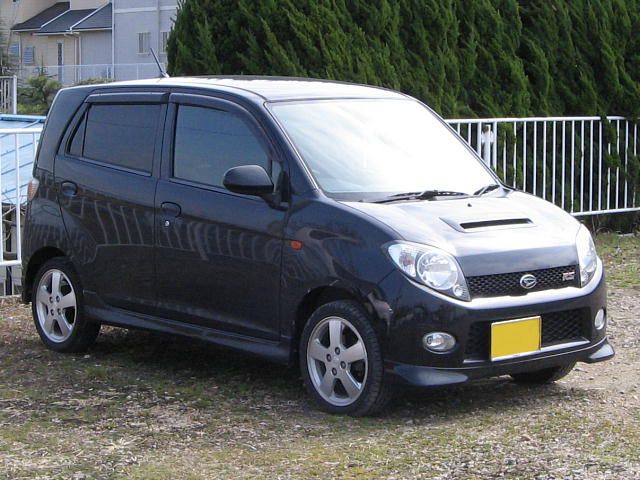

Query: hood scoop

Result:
[442,216,534,233]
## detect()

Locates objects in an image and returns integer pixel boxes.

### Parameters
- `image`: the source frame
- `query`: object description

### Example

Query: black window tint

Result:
[68,112,86,157]
[83,104,160,172]
[173,105,270,188]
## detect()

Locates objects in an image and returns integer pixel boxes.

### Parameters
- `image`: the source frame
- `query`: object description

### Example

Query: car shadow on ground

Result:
[79,326,602,422]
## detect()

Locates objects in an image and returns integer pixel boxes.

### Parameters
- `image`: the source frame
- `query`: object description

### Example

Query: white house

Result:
[3,0,178,85]
[8,1,113,85]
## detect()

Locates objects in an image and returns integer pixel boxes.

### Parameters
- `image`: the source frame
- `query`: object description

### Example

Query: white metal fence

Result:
[0,115,639,294]
[17,63,166,87]
[0,126,41,294]
[0,76,17,114]
[445,116,640,216]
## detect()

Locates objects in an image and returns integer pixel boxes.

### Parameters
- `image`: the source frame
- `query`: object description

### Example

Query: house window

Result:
[160,31,169,53]
[138,32,151,54]
[23,46,35,65]
[8,43,20,58]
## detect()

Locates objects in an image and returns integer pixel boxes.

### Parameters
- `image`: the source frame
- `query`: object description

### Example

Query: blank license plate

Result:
[491,316,541,361]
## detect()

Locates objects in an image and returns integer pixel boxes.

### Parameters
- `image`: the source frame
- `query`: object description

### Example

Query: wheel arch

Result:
[290,285,388,366]
[23,247,67,302]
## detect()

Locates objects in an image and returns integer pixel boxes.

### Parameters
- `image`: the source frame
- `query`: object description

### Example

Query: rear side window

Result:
[173,105,271,188]
[77,104,160,173]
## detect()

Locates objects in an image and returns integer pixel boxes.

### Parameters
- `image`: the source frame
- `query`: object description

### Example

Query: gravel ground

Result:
[0,287,638,479]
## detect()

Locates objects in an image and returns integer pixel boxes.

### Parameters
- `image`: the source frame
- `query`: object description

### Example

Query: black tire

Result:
[511,362,576,385]
[300,300,392,416]
[31,257,100,353]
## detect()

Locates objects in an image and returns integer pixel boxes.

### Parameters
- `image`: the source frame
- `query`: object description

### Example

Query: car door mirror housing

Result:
[223,165,274,197]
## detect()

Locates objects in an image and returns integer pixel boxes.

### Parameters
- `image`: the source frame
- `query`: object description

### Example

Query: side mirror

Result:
[223,165,274,197]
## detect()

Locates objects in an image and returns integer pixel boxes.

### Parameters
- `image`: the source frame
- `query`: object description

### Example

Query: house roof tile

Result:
[11,2,70,32]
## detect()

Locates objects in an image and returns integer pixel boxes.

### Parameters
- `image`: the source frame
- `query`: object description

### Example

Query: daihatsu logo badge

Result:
[520,274,537,289]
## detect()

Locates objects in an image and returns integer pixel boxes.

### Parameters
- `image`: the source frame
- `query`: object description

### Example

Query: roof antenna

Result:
[150,48,169,78]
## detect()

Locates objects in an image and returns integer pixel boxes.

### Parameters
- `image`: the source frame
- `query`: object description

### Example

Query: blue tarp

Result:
[0,115,45,206]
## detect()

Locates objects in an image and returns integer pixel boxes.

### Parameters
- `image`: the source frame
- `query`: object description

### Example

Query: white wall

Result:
[70,0,110,9]
[113,0,176,78]
[81,30,111,65]
[0,0,58,27]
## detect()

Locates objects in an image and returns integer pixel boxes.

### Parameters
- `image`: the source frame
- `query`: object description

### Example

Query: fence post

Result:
[481,124,494,168]
[12,75,17,115]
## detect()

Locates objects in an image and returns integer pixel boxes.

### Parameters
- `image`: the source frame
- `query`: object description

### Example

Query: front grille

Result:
[542,309,586,344]
[465,322,489,359]
[464,309,588,360]
[467,265,579,299]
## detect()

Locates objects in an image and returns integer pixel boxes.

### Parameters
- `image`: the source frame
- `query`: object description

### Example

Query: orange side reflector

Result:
[290,240,303,250]
[27,177,40,201]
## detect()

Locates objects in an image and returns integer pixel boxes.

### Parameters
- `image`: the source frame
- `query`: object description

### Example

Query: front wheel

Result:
[511,362,576,385]
[32,257,100,353]
[300,300,392,416]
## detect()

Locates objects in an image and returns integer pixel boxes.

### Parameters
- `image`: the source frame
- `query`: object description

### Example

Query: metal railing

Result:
[445,116,640,216]
[0,126,42,294]
[1,116,639,293]
[0,76,17,114]
[16,63,165,86]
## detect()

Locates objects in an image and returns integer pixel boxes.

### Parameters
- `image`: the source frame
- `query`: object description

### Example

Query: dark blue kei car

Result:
[22,77,613,415]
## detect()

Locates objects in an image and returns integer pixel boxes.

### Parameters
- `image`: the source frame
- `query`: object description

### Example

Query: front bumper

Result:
[376,259,614,387]
[387,337,614,387]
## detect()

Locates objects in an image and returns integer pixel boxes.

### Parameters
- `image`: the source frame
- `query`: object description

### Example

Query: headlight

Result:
[576,225,597,287]
[386,242,470,301]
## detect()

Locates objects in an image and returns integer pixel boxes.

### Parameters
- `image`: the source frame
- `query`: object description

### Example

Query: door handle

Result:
[160,201,182,218]
[60,181,78,197]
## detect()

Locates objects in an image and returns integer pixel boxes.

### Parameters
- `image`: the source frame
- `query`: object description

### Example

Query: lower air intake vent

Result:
[464,309,588,360]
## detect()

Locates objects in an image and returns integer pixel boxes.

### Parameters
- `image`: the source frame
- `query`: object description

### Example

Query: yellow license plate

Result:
[491,316,541,361]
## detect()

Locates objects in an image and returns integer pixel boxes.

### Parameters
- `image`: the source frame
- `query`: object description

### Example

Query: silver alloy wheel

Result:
[306,316,368,407]
[35,269,77,343]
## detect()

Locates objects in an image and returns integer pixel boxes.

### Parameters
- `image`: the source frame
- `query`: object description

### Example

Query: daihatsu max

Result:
[22,77,614,415]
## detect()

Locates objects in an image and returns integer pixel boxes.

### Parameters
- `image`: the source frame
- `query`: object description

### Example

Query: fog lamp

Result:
[594,309,606,330]
[422,332,456,352]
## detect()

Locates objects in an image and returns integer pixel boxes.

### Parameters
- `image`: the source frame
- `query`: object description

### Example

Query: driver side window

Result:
[173,105,279,189]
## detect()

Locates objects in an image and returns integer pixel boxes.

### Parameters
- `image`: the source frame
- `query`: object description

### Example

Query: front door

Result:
[155,94,286,340]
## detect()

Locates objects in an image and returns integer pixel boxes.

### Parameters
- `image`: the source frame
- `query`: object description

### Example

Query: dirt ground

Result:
[0,233,639,479]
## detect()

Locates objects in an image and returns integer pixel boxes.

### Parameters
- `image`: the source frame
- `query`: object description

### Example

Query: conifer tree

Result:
[167,0,640,118]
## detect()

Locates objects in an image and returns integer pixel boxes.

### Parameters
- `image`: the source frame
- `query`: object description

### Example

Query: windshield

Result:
[270,99,497,200]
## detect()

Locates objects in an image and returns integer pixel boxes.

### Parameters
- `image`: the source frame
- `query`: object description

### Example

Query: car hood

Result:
[344,191,582,276]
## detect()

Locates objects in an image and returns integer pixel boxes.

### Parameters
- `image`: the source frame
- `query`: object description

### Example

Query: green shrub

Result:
[17,75,62,115]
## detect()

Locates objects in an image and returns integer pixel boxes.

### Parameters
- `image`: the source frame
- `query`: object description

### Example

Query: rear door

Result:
[154,93,287,340]
[55,92,167,312]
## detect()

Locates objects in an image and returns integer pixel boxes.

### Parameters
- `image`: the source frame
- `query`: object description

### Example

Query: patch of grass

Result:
[119,408,640,480]
[0,424,33,450]
[84,364,114,381]
[596,232,640,288]
[1,269,639,478]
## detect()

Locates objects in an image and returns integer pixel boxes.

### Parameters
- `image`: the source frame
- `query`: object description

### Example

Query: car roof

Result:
[91,76,408,102]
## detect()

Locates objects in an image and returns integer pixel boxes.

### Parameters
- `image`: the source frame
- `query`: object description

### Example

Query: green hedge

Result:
[167,0,640,118]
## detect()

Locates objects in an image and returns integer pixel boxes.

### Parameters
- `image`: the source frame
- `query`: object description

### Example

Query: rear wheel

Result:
[511,362,576,385]
[300,300,392,416]
[32,258,100,353]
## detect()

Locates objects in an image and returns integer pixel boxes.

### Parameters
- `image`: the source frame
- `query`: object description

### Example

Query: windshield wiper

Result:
[473,183,502,196]
[372,189,469,204]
